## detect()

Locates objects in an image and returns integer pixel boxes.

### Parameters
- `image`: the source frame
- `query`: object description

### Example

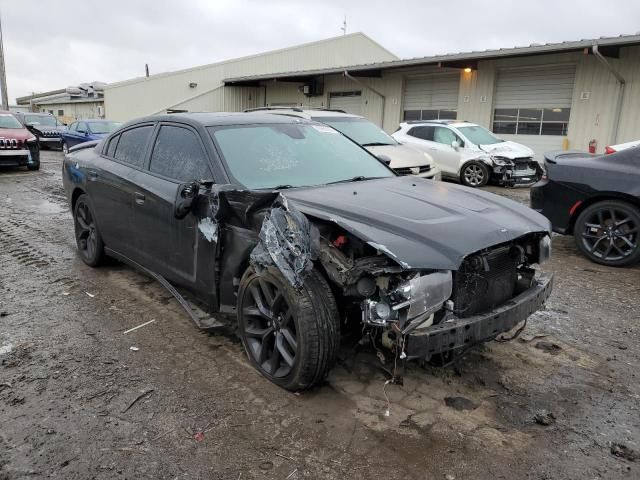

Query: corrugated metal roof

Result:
[223,33,640,83]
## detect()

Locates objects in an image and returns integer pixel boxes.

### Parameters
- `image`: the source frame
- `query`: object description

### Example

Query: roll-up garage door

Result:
[403,74,460,120]
[493,65,576,162]
[329,91,362,115]
[494,65,576,108]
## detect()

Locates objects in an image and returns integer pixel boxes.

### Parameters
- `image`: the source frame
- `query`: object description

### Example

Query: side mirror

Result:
[174,181,200,219]
[84,131,89,136]
[377,154,392,166]
[451,140,460,150]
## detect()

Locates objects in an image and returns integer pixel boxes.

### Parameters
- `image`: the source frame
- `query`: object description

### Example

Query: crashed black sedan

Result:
[62,113,553,391]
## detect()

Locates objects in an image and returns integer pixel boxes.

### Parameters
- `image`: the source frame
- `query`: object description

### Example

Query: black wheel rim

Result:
[464,164,485,186]
[240,277,297,378]
[75,201,98,260]
[581,207,638,262]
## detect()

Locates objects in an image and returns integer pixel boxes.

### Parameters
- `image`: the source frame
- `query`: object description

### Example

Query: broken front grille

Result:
[394,165,432,176]
[451,245,518,318]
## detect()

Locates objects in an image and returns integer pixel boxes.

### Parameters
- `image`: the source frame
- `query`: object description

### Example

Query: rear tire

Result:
[73,194,105,267]
[237,266,339,391]
[573,200,640,267]
[460,161,489,188]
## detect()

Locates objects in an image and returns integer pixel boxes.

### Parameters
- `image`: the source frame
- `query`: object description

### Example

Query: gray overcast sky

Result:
[3,0,640,101]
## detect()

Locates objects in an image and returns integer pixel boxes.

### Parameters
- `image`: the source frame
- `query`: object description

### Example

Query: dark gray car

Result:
[62,112,553,391]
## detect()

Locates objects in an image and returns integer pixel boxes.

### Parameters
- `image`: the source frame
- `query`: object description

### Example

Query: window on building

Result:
[48,110,54,115]
[493,108,570,136]
[114,126,153,168]
[403,109,457,121]
[149,126,212,181]
[58,109,64,116]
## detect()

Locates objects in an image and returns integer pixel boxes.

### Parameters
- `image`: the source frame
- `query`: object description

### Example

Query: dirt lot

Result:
[1,151,638,480]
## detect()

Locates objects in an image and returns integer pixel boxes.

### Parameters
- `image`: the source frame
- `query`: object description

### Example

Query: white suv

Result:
[247,108,441,181]
[393,120,541,187]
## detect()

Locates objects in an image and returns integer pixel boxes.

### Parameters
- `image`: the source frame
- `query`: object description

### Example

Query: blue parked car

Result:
[61,119,121,153]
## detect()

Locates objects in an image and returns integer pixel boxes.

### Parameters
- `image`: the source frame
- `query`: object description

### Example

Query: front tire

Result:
[460,161,489,188]
[73,194,105,267]
[27,163,40,171]
[62,141,69,154]
[574,200,640,267]
[237,266,339,391]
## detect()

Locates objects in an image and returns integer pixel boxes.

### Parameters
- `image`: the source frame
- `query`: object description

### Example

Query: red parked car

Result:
[0,111,40,170]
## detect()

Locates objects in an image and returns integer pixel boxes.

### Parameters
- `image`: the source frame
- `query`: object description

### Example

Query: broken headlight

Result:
[538,235,552,265]
[491,156,514,166]
[363,271,452,327]
[393,271,453,321]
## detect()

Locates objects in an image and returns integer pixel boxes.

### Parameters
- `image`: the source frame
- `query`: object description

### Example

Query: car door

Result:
[64,122,78,146]
[427,126,465,176]
[131,122,217,301]
[74,122,90,146]
[400,126,459,176]
[88,124,155,260]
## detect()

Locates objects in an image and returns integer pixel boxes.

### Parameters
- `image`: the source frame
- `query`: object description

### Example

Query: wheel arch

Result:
[567,193,640,234]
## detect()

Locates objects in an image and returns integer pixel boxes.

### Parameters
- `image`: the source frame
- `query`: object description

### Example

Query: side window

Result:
[77,122,87,133]
[68,122,77,132]
[149,125,212,181]
[433,127,461,146]
[114,126,153,168]
[106,134,120,158]
[407,126,434,141]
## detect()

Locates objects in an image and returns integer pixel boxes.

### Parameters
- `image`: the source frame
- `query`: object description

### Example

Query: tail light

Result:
[605,146,616,154]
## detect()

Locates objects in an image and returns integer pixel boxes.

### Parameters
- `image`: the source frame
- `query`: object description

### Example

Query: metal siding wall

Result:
[104,34,397,121]
[615,46,640,144]
[494,65,576,108]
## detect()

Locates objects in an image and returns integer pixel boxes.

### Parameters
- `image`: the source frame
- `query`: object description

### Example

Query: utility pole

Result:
[341,16,347,36]
[0,11,8,110]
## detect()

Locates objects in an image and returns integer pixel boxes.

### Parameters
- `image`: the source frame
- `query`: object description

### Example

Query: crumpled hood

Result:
[365,143,434,168]
[479,141,534,159]
[285,176,550,270]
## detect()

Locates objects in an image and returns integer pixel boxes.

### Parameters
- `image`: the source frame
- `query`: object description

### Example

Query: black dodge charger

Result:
[62,112,553,391]
[531,148,640,267]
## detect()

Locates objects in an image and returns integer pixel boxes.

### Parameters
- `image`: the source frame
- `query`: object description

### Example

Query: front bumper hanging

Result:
[405,273,553,359]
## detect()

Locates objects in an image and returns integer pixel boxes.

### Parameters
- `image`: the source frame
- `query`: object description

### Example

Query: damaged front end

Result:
[491,156,543,186]
[313,222,552,363]
[191,182,552,374]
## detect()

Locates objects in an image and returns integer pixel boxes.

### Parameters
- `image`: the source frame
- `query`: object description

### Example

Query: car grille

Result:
[394,165,432,176]
[451,245,518,318]
[41,131,60,138]
[0,138,22,149]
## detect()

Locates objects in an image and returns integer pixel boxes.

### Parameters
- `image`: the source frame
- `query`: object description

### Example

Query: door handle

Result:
[88,170,98,181]
[134,192,145,205]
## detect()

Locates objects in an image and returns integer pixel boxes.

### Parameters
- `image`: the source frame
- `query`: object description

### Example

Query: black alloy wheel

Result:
[73,194,104,266]
[241,276,298,378]
[574,200,640,267]
[237,267,339,391]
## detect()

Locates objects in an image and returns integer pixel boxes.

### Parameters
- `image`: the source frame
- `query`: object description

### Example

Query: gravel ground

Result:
[0,151,638,480]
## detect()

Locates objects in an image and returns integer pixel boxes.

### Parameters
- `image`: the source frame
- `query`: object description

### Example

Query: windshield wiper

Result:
[272,184,294,190]
[361,142,394,147]
[327,176,383,185]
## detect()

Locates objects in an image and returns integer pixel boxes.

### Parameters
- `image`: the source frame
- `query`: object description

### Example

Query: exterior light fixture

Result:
[464,67,472,73]
[189,82,198,88]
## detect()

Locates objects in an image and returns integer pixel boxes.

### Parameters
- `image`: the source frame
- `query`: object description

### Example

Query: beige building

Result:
[104,33,640,157]
[16,82,106,124]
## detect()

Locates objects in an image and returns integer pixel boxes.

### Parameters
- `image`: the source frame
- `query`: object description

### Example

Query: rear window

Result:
[114,126,153,168]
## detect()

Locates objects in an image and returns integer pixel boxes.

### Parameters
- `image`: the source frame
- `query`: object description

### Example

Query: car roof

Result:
[78,119,117,123]
[400,120,475,128]
[246,107,363,120]
[126,112,318,128]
